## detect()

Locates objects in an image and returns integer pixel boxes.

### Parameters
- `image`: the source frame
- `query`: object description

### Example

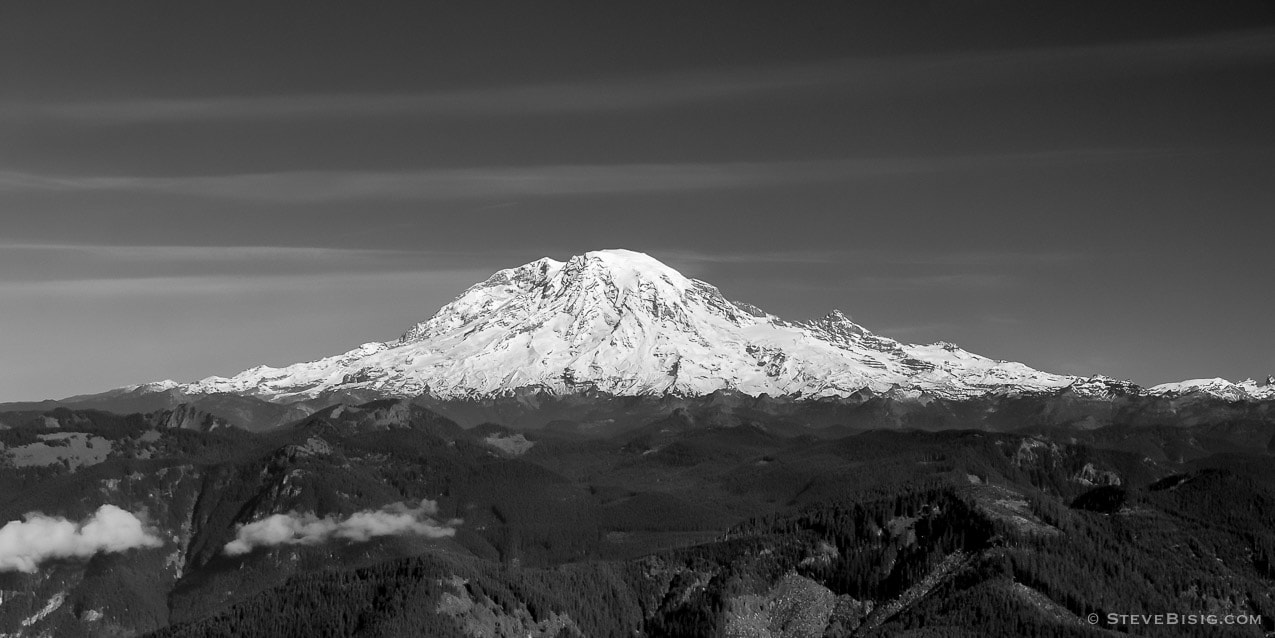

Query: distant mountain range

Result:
[105,249,1272,405]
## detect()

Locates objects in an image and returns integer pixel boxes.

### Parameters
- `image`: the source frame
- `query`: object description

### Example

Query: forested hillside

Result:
[1,400,1272,636]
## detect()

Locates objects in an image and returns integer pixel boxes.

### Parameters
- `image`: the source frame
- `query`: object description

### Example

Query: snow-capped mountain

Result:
[175,249,1090,403]
[1147,377,1275,402]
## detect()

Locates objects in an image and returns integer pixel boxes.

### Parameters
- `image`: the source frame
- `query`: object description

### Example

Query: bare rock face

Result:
[147,404,231,432]
[292,399,464,438]
[724,572,840,638]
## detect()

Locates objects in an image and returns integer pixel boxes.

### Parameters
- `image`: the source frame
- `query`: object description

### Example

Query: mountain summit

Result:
[182,249,1079,402]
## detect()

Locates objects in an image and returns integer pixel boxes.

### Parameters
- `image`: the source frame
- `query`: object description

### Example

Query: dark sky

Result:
[2,1,1273,401]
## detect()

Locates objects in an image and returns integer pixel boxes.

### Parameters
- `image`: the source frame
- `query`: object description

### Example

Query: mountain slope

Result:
[177,250,1078,403]
[1148,377,1275,402]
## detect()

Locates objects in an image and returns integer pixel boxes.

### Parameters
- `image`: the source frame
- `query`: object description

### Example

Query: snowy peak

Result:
[538,250,701,325]
[1148,377,1275,402]
[540,249,759,329]
[400,249,765,356]
[1059,375,1142,399]
[178,250,1126,402]
[399,256,565,342]
[559,249,691,292]
[803,309,870,343]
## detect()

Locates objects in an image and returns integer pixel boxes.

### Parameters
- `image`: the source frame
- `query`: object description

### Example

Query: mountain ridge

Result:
[171,249,1089,403]
[83,249,1271,405]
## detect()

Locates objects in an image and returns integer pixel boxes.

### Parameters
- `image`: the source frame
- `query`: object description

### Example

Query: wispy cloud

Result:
[3,28,1270,124]
[0,270,493,298]
[862,250,1085,267]
[843,273,1014,291]
[2,71,826,124]
[224,500,458,556]
[660,250,846,266]
[0,241,506,292]
[983,314,1022,325]
[696,271,1017,294]
[665,248,1085,268]
[884,314,1021,338]
[0,163,794,200]
[0,150,1171,202]
[912,27,1275,82]
[876,322,962,339]
[0,242,404,261]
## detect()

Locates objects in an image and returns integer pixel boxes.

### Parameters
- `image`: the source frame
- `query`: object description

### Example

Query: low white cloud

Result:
[0,505,164,573]
[224,499,458,556]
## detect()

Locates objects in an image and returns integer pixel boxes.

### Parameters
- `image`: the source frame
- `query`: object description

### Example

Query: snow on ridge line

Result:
[1149,377,1234,392]
[173,250,1073,401]
[124,249,1269,404]
[1147,377,1275,401]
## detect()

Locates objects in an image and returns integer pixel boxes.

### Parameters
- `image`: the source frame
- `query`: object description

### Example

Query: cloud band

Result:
[224,499,459,556]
